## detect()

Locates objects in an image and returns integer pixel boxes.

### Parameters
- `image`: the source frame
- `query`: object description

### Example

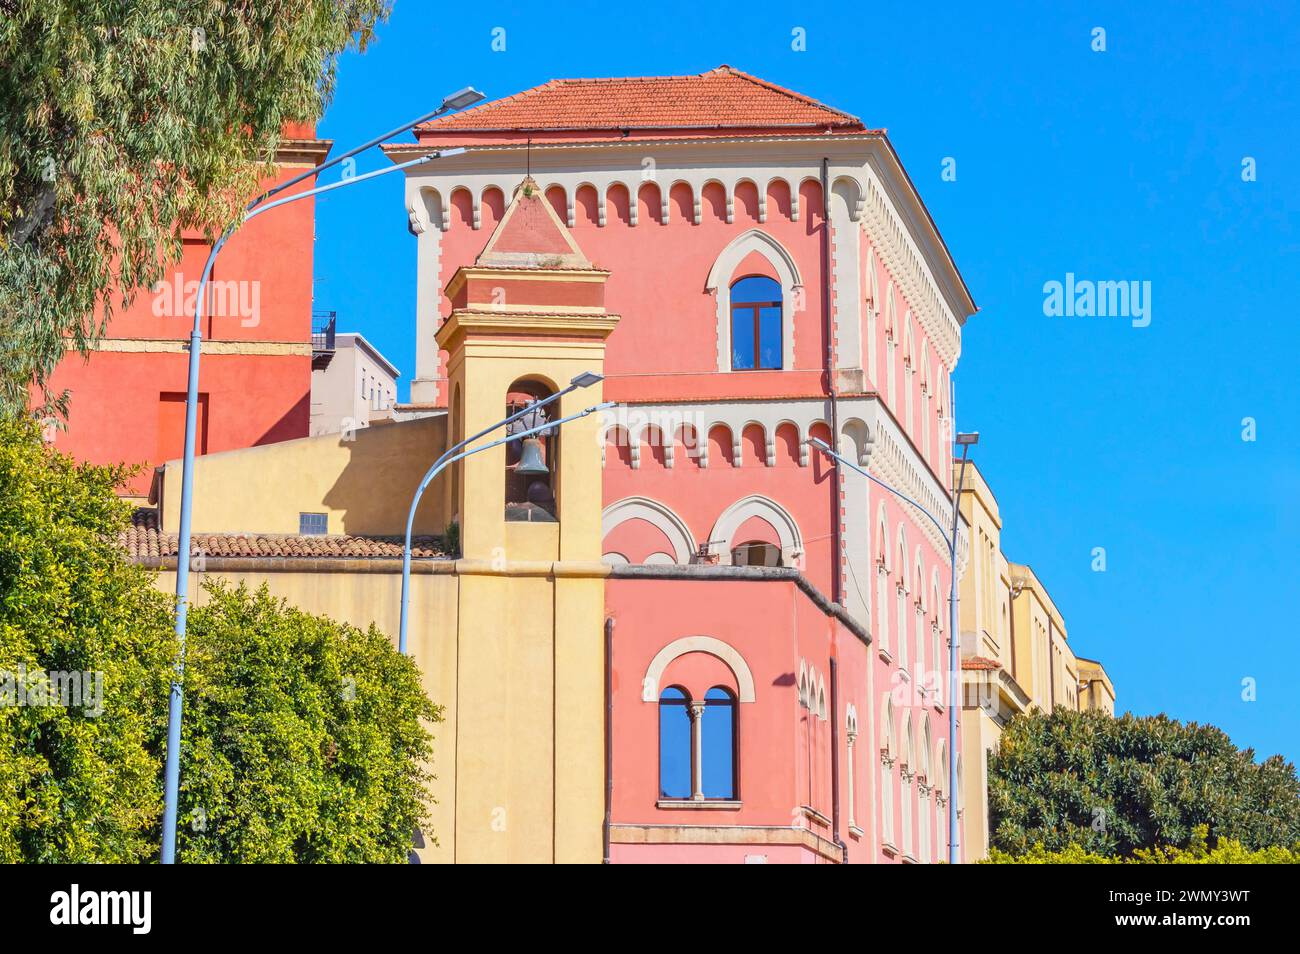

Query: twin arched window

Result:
[658,686,737,800]
[730,276,782,371]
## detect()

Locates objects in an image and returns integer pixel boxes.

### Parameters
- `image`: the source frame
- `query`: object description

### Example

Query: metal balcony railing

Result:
[311,311,337,353]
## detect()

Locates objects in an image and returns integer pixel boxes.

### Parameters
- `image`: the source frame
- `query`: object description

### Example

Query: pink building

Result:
[392,67,978,862]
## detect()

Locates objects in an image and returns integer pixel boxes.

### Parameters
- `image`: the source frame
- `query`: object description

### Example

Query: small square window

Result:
[299,512,328,535]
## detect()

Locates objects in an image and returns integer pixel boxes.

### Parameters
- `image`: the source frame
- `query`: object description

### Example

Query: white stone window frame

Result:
[705,229,802,373]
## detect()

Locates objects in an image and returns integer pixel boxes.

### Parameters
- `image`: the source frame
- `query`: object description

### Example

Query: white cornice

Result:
[396,135,975,357]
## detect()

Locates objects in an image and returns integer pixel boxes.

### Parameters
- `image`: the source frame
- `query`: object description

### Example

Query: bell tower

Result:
[436,178,617,862]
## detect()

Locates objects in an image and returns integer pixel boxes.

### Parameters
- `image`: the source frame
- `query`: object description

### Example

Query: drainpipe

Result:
[830,655,848,863]
[603,617,614,864]
[821,157,842,607]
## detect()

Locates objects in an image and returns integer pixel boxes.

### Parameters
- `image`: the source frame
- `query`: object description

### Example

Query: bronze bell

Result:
[514,437,548,475]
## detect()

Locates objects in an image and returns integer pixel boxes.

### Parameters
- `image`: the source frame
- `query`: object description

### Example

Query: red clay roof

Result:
[417,66,864,133]
[962,656,1003,671]
[121,508,445,561]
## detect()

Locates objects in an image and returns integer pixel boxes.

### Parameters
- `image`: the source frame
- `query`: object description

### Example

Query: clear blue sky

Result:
[313,1,1300,764]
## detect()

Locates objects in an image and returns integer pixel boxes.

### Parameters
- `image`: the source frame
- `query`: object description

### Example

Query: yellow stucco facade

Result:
[153,414,448,537]
[954,460,1116,860]
[145,181,620,862]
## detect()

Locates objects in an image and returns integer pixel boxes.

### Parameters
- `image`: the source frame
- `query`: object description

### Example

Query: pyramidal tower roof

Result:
[474,176,592,270]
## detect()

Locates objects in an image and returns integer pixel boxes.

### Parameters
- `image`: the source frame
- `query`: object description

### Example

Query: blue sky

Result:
[314,1,1300,764]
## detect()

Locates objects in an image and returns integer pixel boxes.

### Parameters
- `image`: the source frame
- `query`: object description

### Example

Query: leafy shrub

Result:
[177,582,440,863]
[0,416,174,862]
[1,417,441,862]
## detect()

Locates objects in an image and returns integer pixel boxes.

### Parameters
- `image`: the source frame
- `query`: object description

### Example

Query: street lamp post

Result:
[161,87,485,864]
[397,373,607,654]
[808,431,978,865]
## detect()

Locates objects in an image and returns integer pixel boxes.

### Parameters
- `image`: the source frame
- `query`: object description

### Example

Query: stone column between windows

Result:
[689,702,706,800]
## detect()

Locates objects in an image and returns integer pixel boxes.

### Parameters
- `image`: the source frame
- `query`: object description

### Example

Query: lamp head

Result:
[955,432,979,446]
[807,437,833,454]
[441,87,486,111]
[570,371,604,389]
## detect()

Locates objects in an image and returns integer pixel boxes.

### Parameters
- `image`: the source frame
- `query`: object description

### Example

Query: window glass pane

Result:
[758,306,781,369]
[659,688,691,799]
[702,687,735,799]
[298,512,328,535]
[731,307,756,370]
[731,275,781,305]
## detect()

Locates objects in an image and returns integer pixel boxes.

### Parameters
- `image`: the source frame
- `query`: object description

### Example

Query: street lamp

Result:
[397,373,608,654]
[160,87,484,865]
[808,430,978,865]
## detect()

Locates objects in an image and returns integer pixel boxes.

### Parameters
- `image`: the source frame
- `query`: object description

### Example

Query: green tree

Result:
[0,419,441,862]
[988,708,1300,858]
[0,415,174,862]
[0,0,389,418]
[177,582,440,863]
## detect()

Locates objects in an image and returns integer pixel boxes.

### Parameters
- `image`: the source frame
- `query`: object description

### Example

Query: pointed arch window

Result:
[730,276,782,370]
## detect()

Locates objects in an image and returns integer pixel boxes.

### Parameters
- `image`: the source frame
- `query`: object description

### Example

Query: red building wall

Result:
[44,132,325,496]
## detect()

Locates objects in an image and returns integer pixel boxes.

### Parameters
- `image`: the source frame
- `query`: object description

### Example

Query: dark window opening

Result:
[504,379,558,522]
[731,541,782,567]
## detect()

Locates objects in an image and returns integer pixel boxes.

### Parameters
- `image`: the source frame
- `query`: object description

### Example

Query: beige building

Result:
[310,331,400,436]
[954,461,1115,860]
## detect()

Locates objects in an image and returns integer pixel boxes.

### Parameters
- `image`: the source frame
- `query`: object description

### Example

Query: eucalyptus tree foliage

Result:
[0,0,390,419]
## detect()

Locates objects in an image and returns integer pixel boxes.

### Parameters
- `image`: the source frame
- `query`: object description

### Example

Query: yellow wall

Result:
[955,462,1013,669]
[153,557,610,863]
[156,415,448,536]
[440,314,613,863]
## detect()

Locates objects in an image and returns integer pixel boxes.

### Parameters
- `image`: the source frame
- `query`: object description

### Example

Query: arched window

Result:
[914,557,926,678]
[901,711,914,857]
[504,379,558,522]
[658,685,737,802]
[876,513,890,656]
[896,537,909,674]
[730,276,782,370]
[845,704,859,832]
[880,695,896,847]
[658,687,692,799]
[931,579,943,699]
[920,718,933,863]
[701,687,737,799]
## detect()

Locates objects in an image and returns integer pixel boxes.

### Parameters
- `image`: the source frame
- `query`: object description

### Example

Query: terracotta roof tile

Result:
[962,656,1003,671]
[120,508,445,562]
[416,66,864,133]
